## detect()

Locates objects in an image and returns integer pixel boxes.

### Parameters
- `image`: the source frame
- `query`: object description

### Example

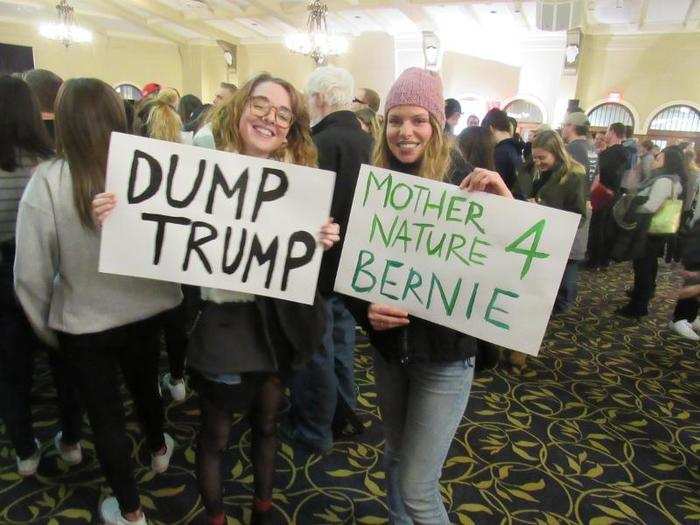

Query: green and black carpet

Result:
[1,263,699,524]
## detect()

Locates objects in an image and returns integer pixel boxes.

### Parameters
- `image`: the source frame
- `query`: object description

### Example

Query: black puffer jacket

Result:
[344,151,478,364]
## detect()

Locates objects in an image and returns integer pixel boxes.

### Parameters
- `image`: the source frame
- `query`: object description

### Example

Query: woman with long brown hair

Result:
[530,130,587,312]
[95,72,340,525]
[14,78,182,525]
[0,74,83,478]
[346,67,510,524]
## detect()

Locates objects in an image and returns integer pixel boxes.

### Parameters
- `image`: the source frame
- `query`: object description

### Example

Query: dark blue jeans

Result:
[555,260,580,313]
[288,294,357,450]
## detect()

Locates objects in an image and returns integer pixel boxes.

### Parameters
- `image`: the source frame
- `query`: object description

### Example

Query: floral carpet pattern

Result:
[1,263,699,524]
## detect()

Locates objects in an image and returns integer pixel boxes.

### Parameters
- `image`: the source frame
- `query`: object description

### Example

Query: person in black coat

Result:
[286,66,373,453]
[482,108,522,193]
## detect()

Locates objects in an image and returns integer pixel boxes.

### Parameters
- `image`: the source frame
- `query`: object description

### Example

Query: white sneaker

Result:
[669,320,700,340]
[17,439,41,477]
[100,497,147,525]
[162,373,186,402]
[151,433,175,474]
[692,317,700,333]
[54,431,82,465]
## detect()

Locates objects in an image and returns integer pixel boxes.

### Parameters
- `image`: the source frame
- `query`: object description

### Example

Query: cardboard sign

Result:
[335,165,581,355]
[99,133,335,305]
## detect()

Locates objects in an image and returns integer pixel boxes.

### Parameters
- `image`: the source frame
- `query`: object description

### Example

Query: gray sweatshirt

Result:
[14,159,182,347]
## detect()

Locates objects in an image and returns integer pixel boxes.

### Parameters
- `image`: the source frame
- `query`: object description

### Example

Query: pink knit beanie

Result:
[385,68,445,128]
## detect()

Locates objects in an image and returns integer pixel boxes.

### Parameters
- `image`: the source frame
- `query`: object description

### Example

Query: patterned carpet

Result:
[1,262,699,525]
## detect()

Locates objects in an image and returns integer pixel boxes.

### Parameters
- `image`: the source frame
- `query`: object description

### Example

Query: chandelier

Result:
[284,0,348,66]
[39,0,92,47]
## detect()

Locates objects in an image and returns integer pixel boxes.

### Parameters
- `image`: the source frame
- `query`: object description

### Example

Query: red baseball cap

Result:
[141,83,161,97]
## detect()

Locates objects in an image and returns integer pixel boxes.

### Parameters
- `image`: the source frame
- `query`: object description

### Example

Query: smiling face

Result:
[532,147,556,171]
[238,81,291,158]
[386,105,433,164]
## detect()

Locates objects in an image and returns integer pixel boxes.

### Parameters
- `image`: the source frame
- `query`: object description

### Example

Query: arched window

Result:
[115,83,142,101]
[587,103,634,129]
[504,99,543,124]
[649,105,700,132]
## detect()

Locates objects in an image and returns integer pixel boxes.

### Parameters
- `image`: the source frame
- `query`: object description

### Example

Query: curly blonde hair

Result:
[372,114,452,181]
[207,73,317,167]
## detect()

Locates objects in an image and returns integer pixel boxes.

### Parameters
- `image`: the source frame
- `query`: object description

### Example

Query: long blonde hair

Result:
[532,129,583,178]
[207,73,317,167]
[144,89,182,143]
[54,78,127,229]
[372,113,452,181]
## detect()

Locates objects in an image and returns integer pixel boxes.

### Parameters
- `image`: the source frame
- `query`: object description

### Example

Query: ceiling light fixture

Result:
[39,0,92,47]
[284,0,348,66]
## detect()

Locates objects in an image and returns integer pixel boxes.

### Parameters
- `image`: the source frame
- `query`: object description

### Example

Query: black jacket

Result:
[259,294,326,369]
[494,138,522,191]
[599,144,628,193]
[344,152,478,364]
[312,111,373,295]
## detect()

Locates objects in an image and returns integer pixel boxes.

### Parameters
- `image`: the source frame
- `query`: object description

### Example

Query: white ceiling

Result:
[0,0,698,46]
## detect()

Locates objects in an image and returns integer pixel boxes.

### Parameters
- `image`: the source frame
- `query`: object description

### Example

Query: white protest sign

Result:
[334,164,581,355]
[99,132,335,305]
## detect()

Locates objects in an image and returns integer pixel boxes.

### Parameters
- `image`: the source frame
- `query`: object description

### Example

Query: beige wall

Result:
[237,43,315,92]
[0,21,231,100]
[237,32,396,110]
[442,51,519,104]
[0,21,185,92]
[576,33,700,132]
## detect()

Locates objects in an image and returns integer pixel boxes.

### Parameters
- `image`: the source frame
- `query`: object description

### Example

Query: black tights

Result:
[196,374,284,518]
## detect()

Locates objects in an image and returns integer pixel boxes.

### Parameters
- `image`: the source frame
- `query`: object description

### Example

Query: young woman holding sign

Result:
[94,73,340,525]
[14,78,182,525]
[347,68,511,524]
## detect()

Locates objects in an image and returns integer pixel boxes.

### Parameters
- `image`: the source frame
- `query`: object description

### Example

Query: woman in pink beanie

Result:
[347,67,511,524]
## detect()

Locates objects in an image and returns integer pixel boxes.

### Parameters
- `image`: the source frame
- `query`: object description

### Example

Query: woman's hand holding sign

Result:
[319,218,340,251]
[92,192,117,227]
[460,168,513,199]
[368,303,410,331]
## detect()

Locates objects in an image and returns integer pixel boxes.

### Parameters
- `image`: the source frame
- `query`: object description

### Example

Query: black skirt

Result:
[187,301,276,376]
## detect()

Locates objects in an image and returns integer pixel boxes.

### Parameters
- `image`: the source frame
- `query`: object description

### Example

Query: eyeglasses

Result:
[353,97,366,105]
[248,96,294,128]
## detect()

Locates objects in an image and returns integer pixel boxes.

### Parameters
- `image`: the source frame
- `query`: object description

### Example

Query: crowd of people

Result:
[0,64,698,525]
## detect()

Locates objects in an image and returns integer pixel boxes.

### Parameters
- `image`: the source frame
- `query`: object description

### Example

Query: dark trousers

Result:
[630,252,659,315]
[555,260,580,312]
[162,285,201,379]
[289,295,357,450]
[163,303,188,380]
[0,242,82,459]
[587,207,611,268]
[58,314,167,514]
[673,298,699,322]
